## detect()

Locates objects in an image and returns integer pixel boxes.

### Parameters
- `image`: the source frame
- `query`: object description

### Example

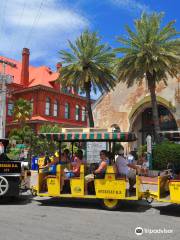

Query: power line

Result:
[0,0,7,41]
[24,0,47,47]
[2,0,8,30]
[9,0,28,58]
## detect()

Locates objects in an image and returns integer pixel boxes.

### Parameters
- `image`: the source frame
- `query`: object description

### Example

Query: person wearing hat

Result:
[115,149,137,192]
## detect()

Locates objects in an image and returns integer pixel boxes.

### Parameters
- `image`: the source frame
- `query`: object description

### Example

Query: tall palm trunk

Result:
[146,71,161,143]
[84,81,94,127]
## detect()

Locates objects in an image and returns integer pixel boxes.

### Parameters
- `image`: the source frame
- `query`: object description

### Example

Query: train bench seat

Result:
[140,176,158,185]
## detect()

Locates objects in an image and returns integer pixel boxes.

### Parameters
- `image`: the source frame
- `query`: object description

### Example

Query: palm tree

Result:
[57,30,116,127]
[13,98,32,126]
[115,13,180,143]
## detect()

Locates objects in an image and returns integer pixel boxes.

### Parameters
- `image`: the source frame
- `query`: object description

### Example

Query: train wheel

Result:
[146,196,154,204]
[101,199,120,210]
[0,176,9,196]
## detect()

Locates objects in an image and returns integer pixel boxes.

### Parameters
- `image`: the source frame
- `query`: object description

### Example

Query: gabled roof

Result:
[0,56,58,89]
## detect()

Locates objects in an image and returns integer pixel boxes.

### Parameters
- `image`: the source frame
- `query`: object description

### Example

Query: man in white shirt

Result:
[115,149,136,191]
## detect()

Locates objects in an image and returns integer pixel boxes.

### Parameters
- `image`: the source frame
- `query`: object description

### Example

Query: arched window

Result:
[82,107,86,121]
[30,98,34,115]
[75,105,80,121]
[45,97,51,115]
[65,103,70,119]
[53,100,58,117]
[8,101,14,116]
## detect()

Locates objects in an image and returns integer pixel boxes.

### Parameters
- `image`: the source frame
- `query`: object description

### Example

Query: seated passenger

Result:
[65,150,83,178]
[136,153,149,176]
[60,150,83,192]
[41,152,65,173]
[127,151,136,164]
[63,149,71,164]
[85,150,109,194]
[115,149,137,192]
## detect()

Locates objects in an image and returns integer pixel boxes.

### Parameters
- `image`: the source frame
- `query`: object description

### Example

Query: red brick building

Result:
[0,48,87,134]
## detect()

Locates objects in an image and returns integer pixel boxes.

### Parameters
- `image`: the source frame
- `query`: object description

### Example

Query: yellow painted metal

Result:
[135,175,142,200]
[38,156,54,167]
[169,181,180,204]
[38,157,45,167]
[95,166,126,199]
[47,177,60,196]
[157,176,160,200]
[35,164,150,203]
[47,165,61,196]
[37,168,44,194]
[70,165,84,197]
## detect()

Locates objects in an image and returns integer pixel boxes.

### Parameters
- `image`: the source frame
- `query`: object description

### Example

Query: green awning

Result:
[39,132,137,142]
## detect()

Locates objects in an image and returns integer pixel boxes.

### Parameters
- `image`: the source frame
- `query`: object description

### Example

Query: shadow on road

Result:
[35,197,152,212]
[153,204,180,217]
[0,194,33,205]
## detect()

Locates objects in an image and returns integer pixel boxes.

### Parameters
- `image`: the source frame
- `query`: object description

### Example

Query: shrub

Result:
[137,144,147,158]
[153,141,180,170]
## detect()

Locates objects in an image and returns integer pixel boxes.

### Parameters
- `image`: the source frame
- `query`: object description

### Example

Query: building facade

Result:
[93,76,180,148]
[0,48,87,135]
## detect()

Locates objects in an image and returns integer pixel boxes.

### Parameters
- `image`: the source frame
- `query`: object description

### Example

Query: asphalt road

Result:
[0,195,179,240]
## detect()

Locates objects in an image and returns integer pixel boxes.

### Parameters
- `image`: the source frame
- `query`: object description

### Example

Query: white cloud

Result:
[0,0,89,68]
[109,0,150,14]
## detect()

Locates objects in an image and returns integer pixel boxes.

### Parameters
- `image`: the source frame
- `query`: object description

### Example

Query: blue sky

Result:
[0,0,179,98]
[0,0,179,68]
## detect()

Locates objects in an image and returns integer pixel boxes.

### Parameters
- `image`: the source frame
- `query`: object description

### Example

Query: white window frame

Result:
[45,97,51,115]
[53,100,58,117]
[75,105,80,121]
[8,102,14,116]
[65,103,70,119]
[82,107,86,121]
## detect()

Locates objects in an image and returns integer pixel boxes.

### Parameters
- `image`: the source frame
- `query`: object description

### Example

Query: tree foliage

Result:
[115,12,180,86]
[57,30,117,126]
[13,98,32,125]
[8,126,58,159]
[115,12,180,142]
[39,124,62,133]
[153,141,180,170]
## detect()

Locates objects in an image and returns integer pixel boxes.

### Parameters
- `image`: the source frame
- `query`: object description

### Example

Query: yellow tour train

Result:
[32,128,180,210]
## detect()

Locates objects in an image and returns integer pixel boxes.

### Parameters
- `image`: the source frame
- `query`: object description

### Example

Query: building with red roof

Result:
[0,48,87,135]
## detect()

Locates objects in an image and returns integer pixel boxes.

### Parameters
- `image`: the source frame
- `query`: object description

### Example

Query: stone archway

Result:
[129,97,178,146]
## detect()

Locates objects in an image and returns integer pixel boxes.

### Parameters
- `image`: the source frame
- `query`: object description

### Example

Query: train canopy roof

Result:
[39,128,137,142]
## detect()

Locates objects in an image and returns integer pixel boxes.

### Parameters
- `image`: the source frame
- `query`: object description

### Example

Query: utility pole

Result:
[0,60,14,138]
